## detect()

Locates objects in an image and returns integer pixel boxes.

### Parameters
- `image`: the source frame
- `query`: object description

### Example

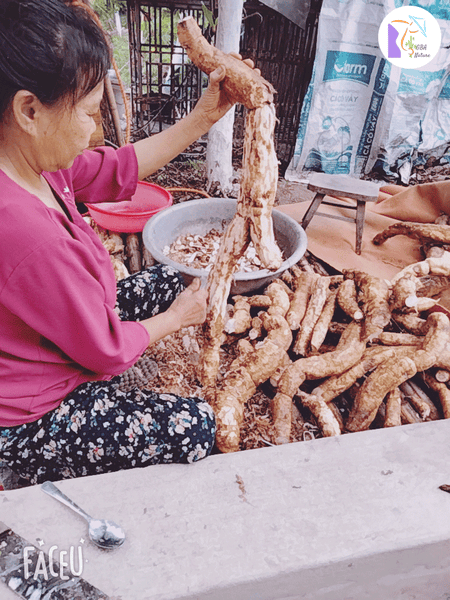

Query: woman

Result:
[0,0,252,484]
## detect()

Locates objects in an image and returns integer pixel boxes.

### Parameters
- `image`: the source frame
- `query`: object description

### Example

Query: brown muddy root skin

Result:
[177,16,275,109]
[373,222,450,246]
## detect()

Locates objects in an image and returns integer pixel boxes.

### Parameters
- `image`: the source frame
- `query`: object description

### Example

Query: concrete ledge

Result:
[1,420,450,599]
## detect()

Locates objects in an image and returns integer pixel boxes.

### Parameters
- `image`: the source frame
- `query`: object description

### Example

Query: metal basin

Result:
[142,198,307,295]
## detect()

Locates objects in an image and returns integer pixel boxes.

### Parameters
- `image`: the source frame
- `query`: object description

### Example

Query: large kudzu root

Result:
[296,391,341,437]
[271,322,365,443]
[266,280,291,317]
[384,388,402,428]
[282,322,365,396]
[202,215,250,389]
[178,16,275,110]
[409,312,450,371]
[422,372,450,419]
[286,271,318,330]
[400,380,440,421]
[313,345,415,403]
[201,105,282,388]
[392,312,428,335]
[199,107,281,387]
[346,357,418,431]
[181,18,283,390]
[389,275,419,311]
[293,276,330,356]
[244,105,283,271]
[346,312,450,431]
[343,269,391,340]
[310,288,338,353]
[336,278,363,321]
[373,222,450,247]
[213,313,292,452]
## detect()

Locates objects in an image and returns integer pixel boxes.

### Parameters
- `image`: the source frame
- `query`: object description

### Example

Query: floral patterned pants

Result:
[0,266,215,485]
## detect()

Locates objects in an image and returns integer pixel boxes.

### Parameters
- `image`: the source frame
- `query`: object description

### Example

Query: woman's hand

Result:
[193,54,260,129]
[133,54,260,180]
[140,278,208,347]
[166,278,208,330]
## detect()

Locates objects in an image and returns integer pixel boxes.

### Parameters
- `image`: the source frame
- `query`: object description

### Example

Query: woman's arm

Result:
[139,278,208,345]
[133,66,228,180]
[133,57,257,180]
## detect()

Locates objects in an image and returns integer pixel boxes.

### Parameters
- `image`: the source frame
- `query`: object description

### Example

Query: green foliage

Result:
[186,158,203,173]
[110,34,131,87]
[93,0,131,86]
[201,3,218,31]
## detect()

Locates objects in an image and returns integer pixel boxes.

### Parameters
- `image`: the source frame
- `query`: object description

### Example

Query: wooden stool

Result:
[302,173,381,255]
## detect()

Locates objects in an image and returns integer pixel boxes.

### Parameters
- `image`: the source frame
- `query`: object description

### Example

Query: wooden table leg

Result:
[355,200,366,255]
[302,192,325,229]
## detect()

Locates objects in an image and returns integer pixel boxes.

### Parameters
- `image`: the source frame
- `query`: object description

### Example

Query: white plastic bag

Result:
[286,0,400,181]
[286,0,450,182]
[418,70,450,163]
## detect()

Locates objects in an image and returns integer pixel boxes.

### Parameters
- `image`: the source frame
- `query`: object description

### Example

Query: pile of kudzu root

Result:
[212,222,450,452]
[91,216,450,452]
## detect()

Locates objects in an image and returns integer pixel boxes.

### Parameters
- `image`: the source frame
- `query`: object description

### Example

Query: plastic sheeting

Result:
[286,0,450,183]
[257,0,311,30]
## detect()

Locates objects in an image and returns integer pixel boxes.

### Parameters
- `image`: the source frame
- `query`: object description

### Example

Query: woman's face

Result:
[35,81,104,172]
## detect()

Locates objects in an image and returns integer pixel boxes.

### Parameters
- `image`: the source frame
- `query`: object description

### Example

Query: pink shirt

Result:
[0,145,150,427]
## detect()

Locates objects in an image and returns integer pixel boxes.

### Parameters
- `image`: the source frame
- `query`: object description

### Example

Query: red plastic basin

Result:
[86,181,173,233]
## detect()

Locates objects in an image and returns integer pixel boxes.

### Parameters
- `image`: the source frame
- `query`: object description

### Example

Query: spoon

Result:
[41,481,126,549]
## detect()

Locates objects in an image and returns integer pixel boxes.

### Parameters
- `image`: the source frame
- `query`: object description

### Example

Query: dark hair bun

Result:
[0,0,110,119]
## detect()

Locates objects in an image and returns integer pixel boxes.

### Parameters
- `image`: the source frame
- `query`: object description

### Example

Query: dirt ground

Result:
[146,141,450,206]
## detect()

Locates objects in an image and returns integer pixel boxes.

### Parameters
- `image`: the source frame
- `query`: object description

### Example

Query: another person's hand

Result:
[193,54,260,128]
[166,278,208,330]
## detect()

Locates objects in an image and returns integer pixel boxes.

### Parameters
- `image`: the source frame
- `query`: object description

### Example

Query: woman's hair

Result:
[0,0,111,120]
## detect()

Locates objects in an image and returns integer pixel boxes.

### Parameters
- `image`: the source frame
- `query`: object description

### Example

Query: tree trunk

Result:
[205,0,244,196]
